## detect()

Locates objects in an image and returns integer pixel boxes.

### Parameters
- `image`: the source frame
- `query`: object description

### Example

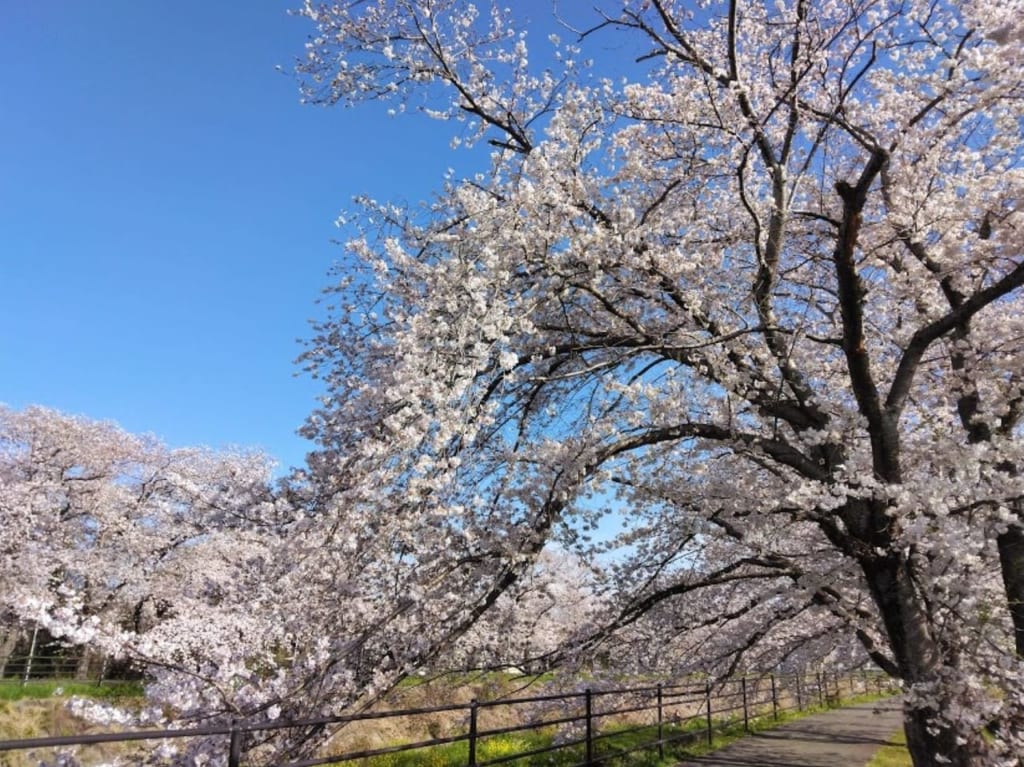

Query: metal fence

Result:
[0,670,896,766]
[0,652,140,687]
[1,623,140,686]
[0,652,82,681]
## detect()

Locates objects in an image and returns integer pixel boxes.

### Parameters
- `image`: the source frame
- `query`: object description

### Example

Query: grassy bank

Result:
[0,679,143,702]
[331,692,897,767]
[0,675,895,767]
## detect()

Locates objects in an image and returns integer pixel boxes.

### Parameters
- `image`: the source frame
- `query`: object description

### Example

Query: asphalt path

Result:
[675,699,904,766]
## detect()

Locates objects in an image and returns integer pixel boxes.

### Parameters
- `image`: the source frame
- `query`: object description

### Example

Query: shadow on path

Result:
[676,700,903,767]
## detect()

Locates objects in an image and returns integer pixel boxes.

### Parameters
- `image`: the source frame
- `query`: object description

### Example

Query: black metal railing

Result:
[0,652,140,687]
[0,669,896,766]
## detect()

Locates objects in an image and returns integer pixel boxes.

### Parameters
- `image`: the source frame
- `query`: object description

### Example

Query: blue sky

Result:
[0,2,461,471]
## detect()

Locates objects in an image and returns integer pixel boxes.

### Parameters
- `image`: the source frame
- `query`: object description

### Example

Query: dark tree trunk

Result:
[861,555,989,767]
[997,522,1024,657]
[902,705,980,767]
[74,645,105,681]
[0,626,23,677]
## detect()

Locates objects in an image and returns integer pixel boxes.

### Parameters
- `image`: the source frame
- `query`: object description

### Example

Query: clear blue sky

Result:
[0,2,459,471]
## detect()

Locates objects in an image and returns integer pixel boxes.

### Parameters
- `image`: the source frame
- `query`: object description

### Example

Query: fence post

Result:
[770,675,778,720]
[816,672,824,707]
[796,674,803,712]
[468,699,478,767]
[741,678,749,732]
[585,689,594,767]
[656,683,664,760]
[705,682,713,746]
[22,625,40,685]
[96,656,109,687]
[228,721,242,767]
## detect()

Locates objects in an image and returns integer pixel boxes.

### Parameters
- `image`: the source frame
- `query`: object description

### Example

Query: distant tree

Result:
[295,1,1024,764]
[0,406,537,762]
[0,406,289,706]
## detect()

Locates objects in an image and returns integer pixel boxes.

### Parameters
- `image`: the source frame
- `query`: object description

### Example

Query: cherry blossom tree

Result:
[0,406,305,756]
[0,406,281,638]
[295,1,1024,764]
[1,405,575,763]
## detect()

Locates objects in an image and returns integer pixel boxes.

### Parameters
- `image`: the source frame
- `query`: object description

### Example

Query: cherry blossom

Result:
[296,2,1024,764]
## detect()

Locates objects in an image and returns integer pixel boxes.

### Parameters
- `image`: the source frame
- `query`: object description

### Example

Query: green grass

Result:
[0,680,148,766]
[0,679,144,702]
[865,729,912,767]
[332,717,774,767]
[334,691,900,767]
[0,675,897,767]
[331,703,875,766]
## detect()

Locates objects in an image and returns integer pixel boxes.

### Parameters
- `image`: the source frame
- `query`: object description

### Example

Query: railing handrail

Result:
[0,669,896,766]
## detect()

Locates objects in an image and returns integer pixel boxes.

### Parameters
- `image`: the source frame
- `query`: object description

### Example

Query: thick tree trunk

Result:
[902,705,978,767]
[0,626,23,677]
[997,522,1024,658]
[75,645,105,681]
[861,555,989,767]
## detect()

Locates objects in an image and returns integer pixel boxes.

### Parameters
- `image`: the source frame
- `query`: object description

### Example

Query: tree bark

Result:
[997,522,1024,658]
[75,645,105,681]
[861,555,988,766]
[0,625,23,677]
[902,705,979,767]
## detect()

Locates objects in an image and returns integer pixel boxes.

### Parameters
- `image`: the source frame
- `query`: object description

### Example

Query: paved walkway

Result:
[675,699,904,766]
